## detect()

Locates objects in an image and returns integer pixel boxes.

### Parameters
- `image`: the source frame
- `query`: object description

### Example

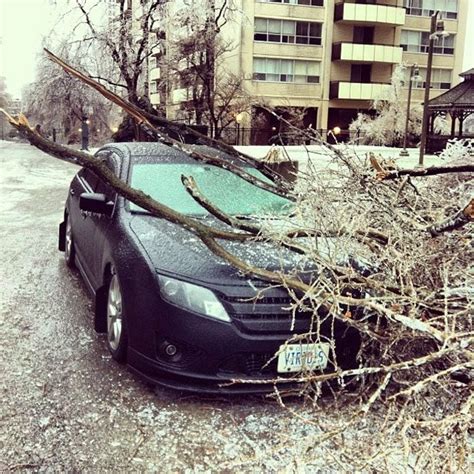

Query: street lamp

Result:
[81,105,93,151]
[235,112,244,146]
[400,64,422,157]
[419,12,449,167]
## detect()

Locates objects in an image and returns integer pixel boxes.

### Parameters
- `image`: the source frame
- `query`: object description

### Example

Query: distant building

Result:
[9,98,22,116]
[145,0,468,143]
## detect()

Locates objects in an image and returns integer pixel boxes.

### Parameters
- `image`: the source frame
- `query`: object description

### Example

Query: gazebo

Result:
[426,68,474,153]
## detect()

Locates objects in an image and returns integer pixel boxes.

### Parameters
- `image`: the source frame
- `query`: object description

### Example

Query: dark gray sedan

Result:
[59,143,359,393]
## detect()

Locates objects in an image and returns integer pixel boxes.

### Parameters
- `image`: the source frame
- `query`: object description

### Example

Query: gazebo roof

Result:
[459,68,474,78]
[428,69,474,112]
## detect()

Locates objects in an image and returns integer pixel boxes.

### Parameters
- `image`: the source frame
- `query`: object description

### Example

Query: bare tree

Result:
[22,43,112,142]
[72,0,163,105]
[0,76,11,109]
[350,65,463,147]
[350,64,423,146]
[163,0,249,138]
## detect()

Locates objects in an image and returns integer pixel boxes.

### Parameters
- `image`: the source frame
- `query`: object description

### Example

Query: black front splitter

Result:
[127,348,303,395]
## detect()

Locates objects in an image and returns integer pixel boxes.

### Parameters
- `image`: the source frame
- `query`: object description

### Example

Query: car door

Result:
[68,151,120,290]
[88,151,121,286]
[68,167,100,288]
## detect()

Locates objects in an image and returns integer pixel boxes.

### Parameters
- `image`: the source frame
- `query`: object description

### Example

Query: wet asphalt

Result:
[0,142,358,472]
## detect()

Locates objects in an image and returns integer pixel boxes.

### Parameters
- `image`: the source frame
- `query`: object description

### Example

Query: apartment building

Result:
[148,0,468,143]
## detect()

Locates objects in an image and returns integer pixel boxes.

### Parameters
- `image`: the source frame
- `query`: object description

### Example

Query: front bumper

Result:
[122,272,360,393]
[125,303,360,394]
[127,348,301,394]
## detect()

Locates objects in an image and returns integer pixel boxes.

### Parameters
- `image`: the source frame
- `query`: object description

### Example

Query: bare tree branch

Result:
[428,198,474,236]
[374,163,474,180]
[43,48,294,199]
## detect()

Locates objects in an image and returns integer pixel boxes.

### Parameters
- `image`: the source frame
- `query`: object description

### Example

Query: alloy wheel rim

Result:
[107,274,122,351]
[65,219,72,260]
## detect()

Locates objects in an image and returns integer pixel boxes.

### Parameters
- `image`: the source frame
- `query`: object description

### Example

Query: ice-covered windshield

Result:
[129,163,293,217]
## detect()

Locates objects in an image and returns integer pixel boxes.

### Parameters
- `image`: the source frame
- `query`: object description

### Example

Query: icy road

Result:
[1,142,397,472]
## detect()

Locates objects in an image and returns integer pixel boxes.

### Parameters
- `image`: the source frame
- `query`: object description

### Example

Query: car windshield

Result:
[129,163,293,217]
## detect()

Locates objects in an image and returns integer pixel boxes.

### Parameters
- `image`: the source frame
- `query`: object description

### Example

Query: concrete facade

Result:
[147,0,468,140]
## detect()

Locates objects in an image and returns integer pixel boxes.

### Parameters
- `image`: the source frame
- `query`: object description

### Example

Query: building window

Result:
[404,0,458,20]
[253,58,321,83]
[254,18,322,45]
[257,0,324,6]
[400,30,454,54]
[406,68,452,89]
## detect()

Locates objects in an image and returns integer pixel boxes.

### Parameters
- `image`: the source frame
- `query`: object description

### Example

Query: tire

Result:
[64,215,76,268]
[106,269,128,362]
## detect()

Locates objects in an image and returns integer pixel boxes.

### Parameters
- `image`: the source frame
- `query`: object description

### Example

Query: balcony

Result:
[334,2,405,26]
[330,81,391,100]
[172,88,188,104]
[149,68,161,81]
[332,42,403,64]
[149,92,161,105]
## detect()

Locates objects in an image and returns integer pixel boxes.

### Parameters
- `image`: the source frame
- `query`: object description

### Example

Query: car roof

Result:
[100,142,251,168]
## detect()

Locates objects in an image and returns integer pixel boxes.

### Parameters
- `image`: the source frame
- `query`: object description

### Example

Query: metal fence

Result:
[220,127,368,146]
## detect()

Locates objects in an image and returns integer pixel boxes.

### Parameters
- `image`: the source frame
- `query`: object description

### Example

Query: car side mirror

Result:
[79,193,114,215]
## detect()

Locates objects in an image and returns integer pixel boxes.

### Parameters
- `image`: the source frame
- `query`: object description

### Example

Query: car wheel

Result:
[64,215,76,268]
[106,270,128,362]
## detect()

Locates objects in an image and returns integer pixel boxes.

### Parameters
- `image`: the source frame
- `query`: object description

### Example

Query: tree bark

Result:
[428,199,474,236]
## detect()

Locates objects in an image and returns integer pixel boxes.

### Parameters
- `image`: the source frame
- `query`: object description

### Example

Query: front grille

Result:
[218,286,315,334]
[219,352,277,376]
[220,295,292,305]
[232,312,311,321]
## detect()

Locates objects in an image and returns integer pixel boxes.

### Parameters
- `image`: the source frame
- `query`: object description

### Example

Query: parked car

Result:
[59,142,360,393]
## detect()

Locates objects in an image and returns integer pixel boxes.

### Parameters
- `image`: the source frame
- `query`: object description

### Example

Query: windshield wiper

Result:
[233,214,256,221]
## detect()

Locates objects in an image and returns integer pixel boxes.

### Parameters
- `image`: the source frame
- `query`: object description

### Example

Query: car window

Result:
[79,168,99,191]
[85,151,120,201]
[129,163,293,217]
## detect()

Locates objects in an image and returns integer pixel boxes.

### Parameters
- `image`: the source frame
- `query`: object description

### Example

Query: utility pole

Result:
[419,12,448,167]
[400,64,421,157]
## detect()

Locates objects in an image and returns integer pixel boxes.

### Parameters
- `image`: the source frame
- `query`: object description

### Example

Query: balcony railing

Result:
[172,88,188,104]
[332,42,403,63]
[334,2,405,26]
[149,68,161,81]
[330,81,391,100]
[405,6,457,20]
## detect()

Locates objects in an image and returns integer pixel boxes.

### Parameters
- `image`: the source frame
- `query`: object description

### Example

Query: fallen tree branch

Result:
[374,164,474,181]
[226,340,471,386]
[5,110,449,344]
[388,361,473,400]
[181,174,317,242]
[43,48,292,192]
[428,198,474,236]
[1,111,253,243]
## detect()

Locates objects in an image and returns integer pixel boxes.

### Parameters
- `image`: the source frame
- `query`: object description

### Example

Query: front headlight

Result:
[158,275,231,323]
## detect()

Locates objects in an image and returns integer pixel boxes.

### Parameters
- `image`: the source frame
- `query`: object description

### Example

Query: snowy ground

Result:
[0,141,442,472]
[235,144,443,170]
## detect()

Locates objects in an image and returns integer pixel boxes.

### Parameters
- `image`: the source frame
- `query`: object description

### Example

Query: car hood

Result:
[129,214,316,286]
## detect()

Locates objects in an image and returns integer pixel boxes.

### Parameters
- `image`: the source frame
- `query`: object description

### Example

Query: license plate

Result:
[277,342,330,373]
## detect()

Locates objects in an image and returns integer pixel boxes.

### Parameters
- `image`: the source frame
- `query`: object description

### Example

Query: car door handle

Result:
[70,189,75,196]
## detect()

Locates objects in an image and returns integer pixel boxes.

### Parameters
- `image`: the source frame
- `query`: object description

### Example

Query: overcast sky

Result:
[1,0,52,97]
[0,0,473,99]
